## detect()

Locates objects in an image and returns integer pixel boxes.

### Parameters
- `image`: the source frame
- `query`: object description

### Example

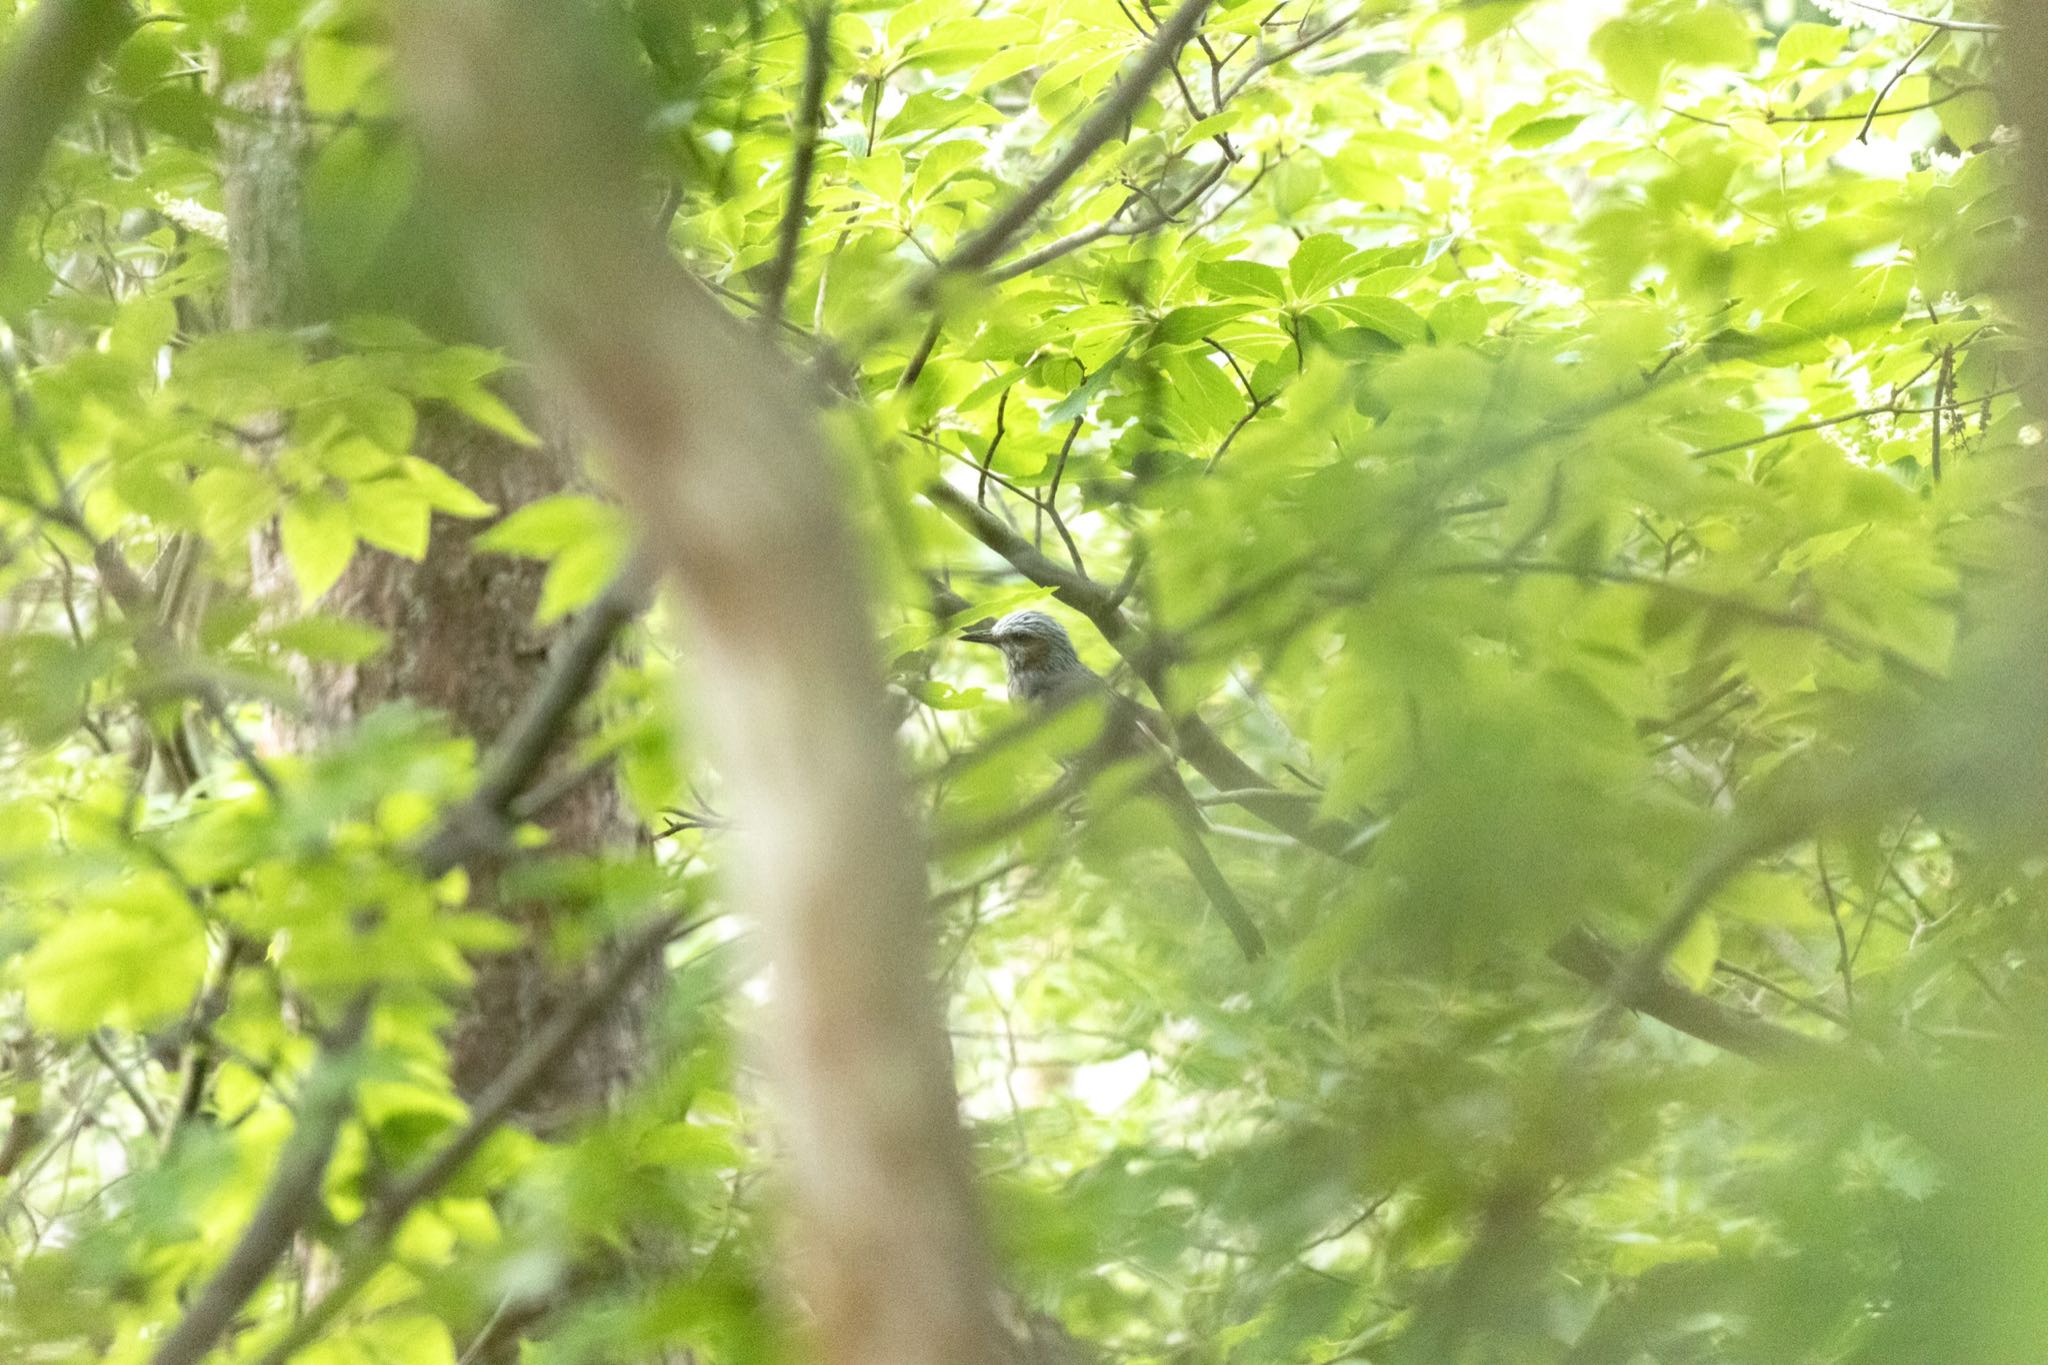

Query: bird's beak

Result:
[958,619,1000,646]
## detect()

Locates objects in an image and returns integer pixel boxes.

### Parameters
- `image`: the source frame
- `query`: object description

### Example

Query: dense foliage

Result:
[1,0,2043,1361]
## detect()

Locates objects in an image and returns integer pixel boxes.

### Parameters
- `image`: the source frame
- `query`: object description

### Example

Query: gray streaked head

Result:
[959,609,1091,700]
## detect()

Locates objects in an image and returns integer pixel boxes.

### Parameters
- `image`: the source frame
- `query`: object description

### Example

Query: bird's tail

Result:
[1172,823,1267,961]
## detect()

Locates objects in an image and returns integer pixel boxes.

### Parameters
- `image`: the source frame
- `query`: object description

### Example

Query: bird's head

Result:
[959,609,1082,674]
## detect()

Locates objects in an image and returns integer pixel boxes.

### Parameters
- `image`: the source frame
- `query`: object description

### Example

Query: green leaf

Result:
[1590,17,1668,103]
[1938,88,2000,150]
[400,457,496,518]
[1773,21,1848,71]
[280,490,357,602]
[1156,303,1259,345]
[1323,295,1427,346]
[475,494,625,559]
[306,128,419,294]
[265,615,392,664]
[22,885,207,1036]
[1453,0,1538,45]
[1507,114,1585,150]
[1042,344,1130,429]
[1288,234,1362,298]
[1593,2,1755,102]
[447,383,541,447]
[1197,259,1289,302]
[537,538,627,624]
[348,477,433,559]
[1667,912,1719,991]
[1428,293,1489,346]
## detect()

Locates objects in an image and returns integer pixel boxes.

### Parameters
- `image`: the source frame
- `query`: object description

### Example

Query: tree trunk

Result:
[219,59,660,1354]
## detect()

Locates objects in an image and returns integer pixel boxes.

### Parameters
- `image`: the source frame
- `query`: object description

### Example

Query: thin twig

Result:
[898,316,943,392]
[1764,85,1987,124]
[1930,344,1954,480]
[933,0,1214,280]
[87,1033,161,1137]
[1036,416,1084,569]
[1217,10,1357,106]
[976,387,1011,505]
[760,2,834,326]
[1837,0,2001,33]
[1106,544,1147,610]
[1817,844,1856,1011]
[1858,27,1939,143]
[990,157,1229,283]
[1713,958,1853,1028]
[1688,385,2016,461]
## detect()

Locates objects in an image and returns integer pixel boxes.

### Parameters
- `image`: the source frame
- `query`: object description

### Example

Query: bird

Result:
[959,609,1267,960]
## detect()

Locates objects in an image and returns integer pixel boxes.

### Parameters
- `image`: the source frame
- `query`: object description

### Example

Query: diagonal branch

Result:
[1686,385,2016,460]
[933,0,1214,280]
[759,2,834,325]
[1549,926,1833,1063]
[1217,10,1359,106]
[417,560,656,875]
[148,996,371,1365]
[990,156,1230,283]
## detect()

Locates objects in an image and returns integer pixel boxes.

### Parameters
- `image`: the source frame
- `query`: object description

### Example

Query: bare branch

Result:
[1217,10,1359,106]
[1686,385,2016,460]
[991,157,1230,282]
[1858,27,1940,143]
[760,3,835,325]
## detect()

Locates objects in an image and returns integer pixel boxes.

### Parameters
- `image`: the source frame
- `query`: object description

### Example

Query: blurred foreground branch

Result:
[392,6,1008,1363]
